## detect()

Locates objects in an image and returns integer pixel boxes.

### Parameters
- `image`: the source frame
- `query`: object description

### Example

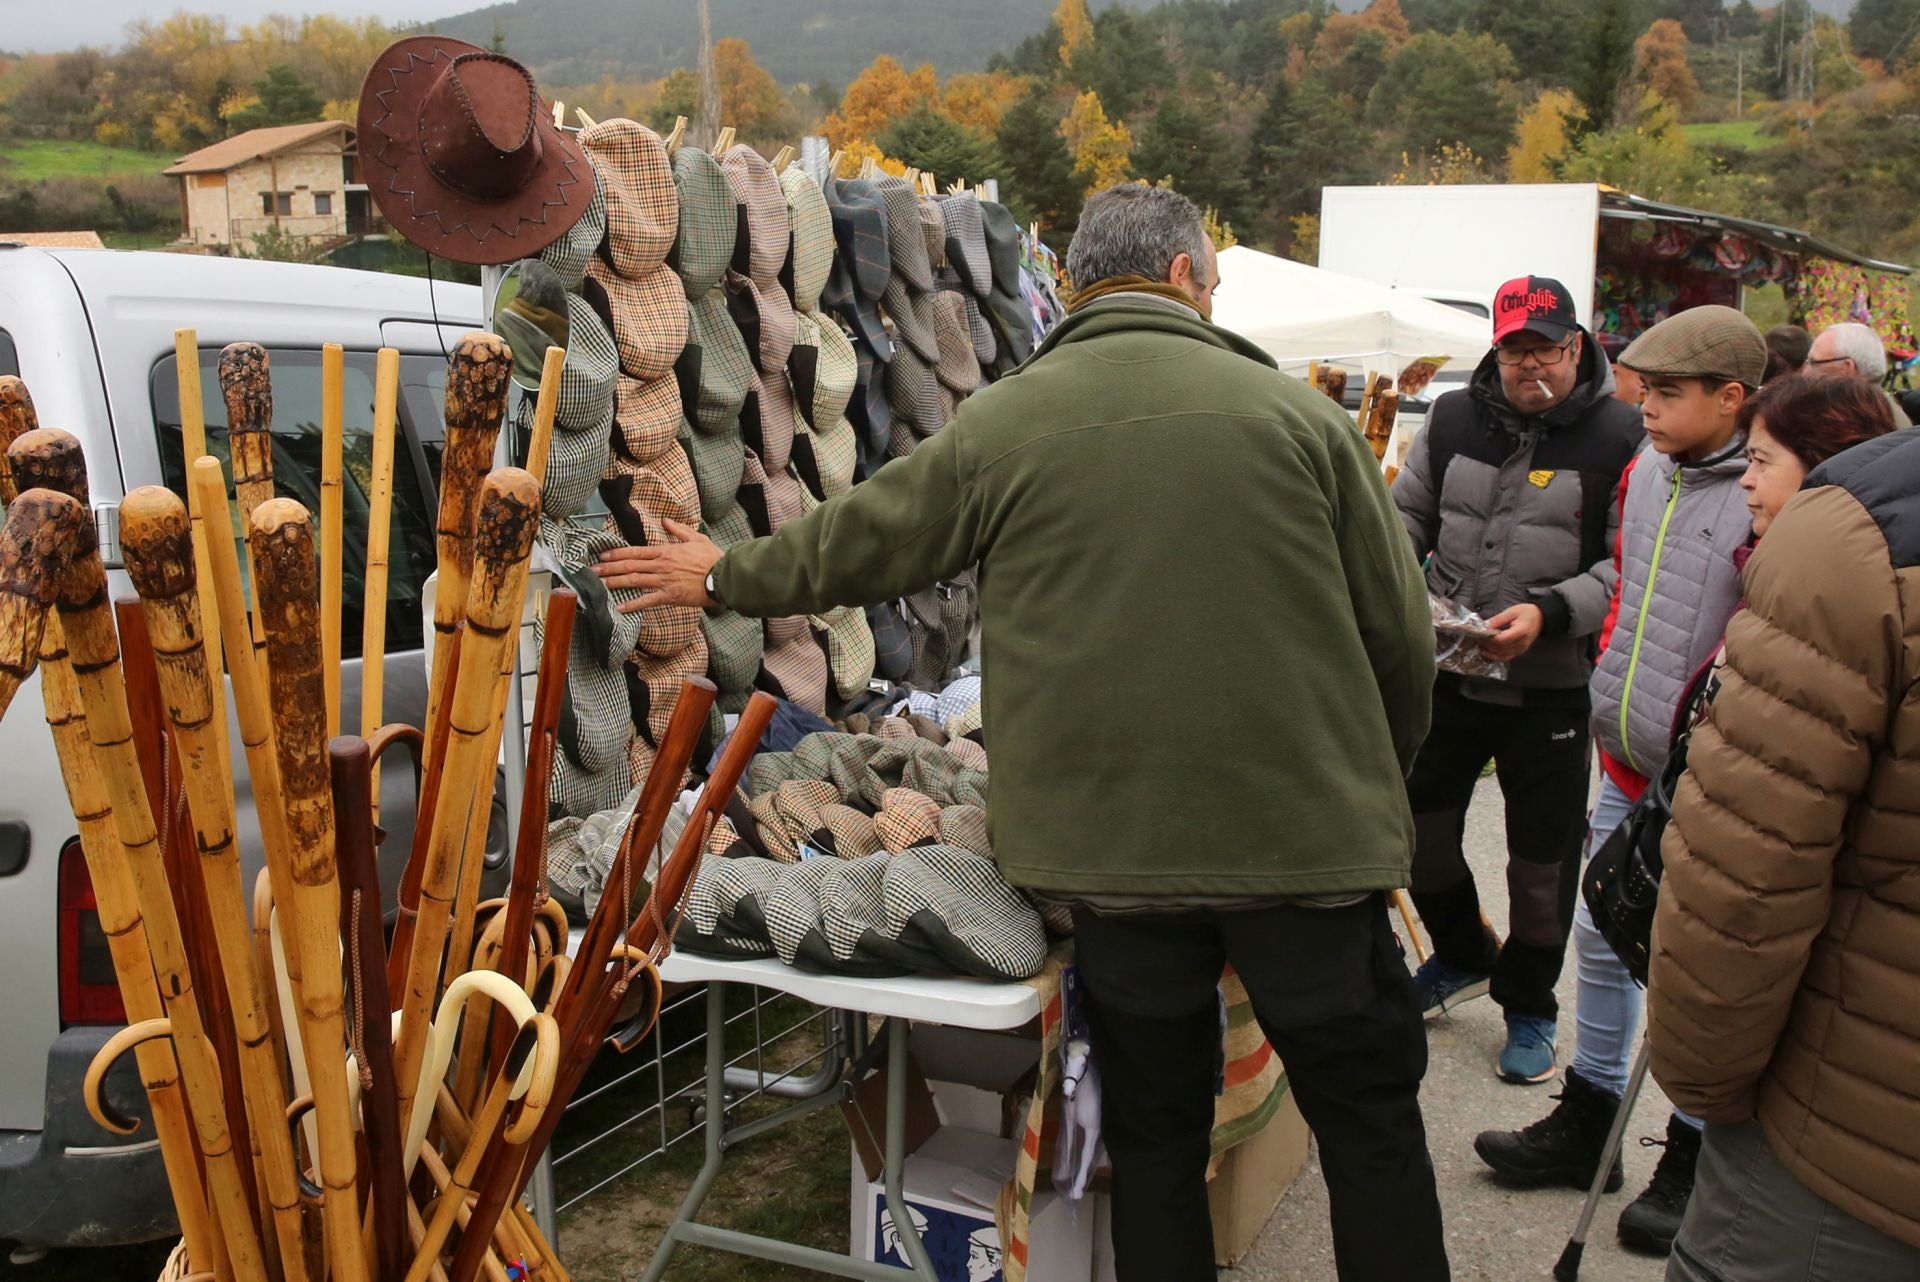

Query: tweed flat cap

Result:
[936,195,993,299]
[719,145,792,288]
[933,291,985,398]
[781,168,835,314]
[875,178,934,292]
[704,602,764,693]
[685,295,755,433]
[882,844,1047,980]
[937,804,991,858]
[847,342,893,467]
[919,198,948,274]
[886,344,943,442]
[628,640,708,763]
[589,259,688,382]
[579,119,678,276]
[745,371,799,475]
[725,271,796,377]
[679,416,742,522]
[794,414,859,500]
[962,292,996,367]
[762,618,829,718]
[677,854,779,958]
[611,371,683,465]
[821,803,882,860]
[790,313,857,428]
[1619,305,1768,387]
[538,163,608,292]
[979,200,1023,298]
[811,605,876,700]
[883,275,941,366]
[944,737,989,774]
[523,292,618,518]
[670,148,736,298]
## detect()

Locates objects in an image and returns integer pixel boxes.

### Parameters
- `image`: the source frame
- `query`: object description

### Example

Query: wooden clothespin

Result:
[714,125,736,155]
[551,100,566,129]
[666,116,687,156]
[920,172,938,198]
[574,106,598,130]
[772,145,795,174]
[828,149,844,178]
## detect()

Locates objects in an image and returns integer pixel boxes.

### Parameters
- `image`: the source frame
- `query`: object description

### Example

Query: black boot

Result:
[1617,1115,1702,1255]
[1473,1068,1625,1192]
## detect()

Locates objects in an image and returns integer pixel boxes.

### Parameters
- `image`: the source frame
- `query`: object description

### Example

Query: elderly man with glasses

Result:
[1804,320,1913,427]
[1391,275,1646,1084]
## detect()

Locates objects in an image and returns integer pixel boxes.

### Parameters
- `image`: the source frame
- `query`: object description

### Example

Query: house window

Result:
[260,192,292,216]
[313,192,333,216]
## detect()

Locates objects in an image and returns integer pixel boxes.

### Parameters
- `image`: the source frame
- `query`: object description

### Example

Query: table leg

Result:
[638,983,729,1282]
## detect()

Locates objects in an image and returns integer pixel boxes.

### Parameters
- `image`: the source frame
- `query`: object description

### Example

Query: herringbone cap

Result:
[1620,305,1767,388]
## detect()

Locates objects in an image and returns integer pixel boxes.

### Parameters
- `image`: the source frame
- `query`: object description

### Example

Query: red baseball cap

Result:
[1492,275,1578,344]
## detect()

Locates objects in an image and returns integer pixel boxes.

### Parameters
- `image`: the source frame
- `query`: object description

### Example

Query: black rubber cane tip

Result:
[1553,1239,1584,1282]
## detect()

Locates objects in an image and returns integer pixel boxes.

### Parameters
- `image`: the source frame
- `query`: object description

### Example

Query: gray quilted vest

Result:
[1590,440,1751,777]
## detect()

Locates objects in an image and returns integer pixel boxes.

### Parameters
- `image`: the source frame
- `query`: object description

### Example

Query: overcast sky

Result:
[8,2,475,53]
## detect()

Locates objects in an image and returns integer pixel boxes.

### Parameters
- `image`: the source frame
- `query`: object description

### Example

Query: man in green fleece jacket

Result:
[595,184,1447,1282]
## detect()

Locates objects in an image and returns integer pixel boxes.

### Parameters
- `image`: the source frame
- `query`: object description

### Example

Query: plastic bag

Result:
[1430,593,1509,681]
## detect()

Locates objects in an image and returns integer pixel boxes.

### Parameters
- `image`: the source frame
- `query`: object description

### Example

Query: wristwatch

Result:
[704,569,725,609]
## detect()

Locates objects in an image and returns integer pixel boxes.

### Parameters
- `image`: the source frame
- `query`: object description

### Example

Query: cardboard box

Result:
[910,1025,1039,1138]
[850,1126,1095,1282]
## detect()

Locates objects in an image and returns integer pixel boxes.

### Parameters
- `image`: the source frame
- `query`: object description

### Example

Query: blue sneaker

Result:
[1498,1013,1558,1084]
[1409,956,1492,1019]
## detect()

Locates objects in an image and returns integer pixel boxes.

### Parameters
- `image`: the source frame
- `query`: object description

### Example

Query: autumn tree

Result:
[1850,0,1920,66]
[1135,78,1249,226]
[824,55,937,148]
[1056,0,1095,70]
[1074,7,1174,118]
[1631,20,1700,115]
[1507,89,1587,182]
[713,38,792,143]
[1059,89,1133,195]
[938,72,1024,135]
[225,64,323,131]
[878,108,998,185]
[1244,73,1371,246]
[1369,31,1520,164]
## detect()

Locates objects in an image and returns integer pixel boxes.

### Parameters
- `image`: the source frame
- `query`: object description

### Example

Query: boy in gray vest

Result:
[1476,304,1767,1257]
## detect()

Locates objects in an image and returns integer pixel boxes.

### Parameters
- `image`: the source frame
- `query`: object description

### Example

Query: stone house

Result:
[164,122,371,251]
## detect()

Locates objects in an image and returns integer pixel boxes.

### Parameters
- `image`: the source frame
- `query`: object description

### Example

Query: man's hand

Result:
[592,518,724,614]
[1482,603,1544,662]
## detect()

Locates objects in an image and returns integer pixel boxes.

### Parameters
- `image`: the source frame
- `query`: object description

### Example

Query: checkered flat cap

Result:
[791,313,858,431]
[762,626,829,717]
[875,178,935,291]
[539,162,608,293]
[612,371,683,466]
[677,853,779,958]
[821,803,882,860]
[944,737,989,774]
[679,415,743,523]
[719,144,792,290]
[883,275,941,365]
[933,291,985,398]
[882,844,1047,980]
[702,604,763,694]
[782,168,835,315]
[589,260,688,382]
[936,195,992,299]
[937,803,990,858]
[885,343,942,437]
[726,271,797,379]
[1619,304,1768,388]
[686,295,755,433]
[580,118,678,276]
[670,148,737,298]
[811,605,875,701]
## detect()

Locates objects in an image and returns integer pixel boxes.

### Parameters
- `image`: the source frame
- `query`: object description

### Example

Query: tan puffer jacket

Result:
[1649,428,1920,1250]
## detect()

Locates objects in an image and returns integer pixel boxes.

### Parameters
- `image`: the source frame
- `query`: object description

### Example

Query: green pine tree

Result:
[227,65,324,132]
[993,89,1082,239]
[1572,0,1639,130]
[878,108,999,187]
[1136,91,1249,228]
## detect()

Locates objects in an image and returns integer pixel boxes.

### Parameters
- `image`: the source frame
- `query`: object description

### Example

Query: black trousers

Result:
[1070,895,1449,1282]
[1405,677,1592,1019]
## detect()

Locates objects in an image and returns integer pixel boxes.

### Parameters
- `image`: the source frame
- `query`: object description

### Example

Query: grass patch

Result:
[1682,120,1783,151]
[0,138,167,182]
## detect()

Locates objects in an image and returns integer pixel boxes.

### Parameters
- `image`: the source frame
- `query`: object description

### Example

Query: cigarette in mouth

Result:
[1532,380,1555,399]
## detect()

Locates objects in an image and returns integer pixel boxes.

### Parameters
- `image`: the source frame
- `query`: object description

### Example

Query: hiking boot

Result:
[1498,1012,1559,1084]
[1474,1068,1626,1192]
[1409,955,1492,1018]
[1617,1116,1702,1255]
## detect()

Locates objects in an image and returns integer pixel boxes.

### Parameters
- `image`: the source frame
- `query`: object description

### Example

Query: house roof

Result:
[164,122,350,177]
[0,230,105,248]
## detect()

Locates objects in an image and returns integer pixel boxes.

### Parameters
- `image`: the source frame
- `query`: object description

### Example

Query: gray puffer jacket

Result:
[1393,338,1645,703]
[1590,439,1751,778]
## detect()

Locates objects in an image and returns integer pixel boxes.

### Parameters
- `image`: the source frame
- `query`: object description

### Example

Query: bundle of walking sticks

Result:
[0,334,774,1282]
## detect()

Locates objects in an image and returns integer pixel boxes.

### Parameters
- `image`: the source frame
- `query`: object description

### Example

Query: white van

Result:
[0,245,506,1254]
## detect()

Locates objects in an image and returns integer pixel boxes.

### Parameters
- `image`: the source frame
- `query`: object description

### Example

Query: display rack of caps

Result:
[359,37,1038,823]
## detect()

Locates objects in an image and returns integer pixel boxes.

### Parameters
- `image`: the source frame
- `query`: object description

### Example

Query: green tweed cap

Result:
[1619,305,1768,388]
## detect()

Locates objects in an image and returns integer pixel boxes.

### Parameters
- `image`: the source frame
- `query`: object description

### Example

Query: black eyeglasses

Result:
[1495,337,1577,367]
[1803,356,1853,368]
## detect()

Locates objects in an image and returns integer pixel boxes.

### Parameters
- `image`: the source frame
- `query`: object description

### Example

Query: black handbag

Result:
[1581,664,1716,986]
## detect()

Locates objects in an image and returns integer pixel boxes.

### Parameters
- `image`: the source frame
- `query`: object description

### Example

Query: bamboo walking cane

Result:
[0,374,40,502]
[320,344,345,741]
[415,1146,517,1282]
[10,434,223,1274]
[391,468,540,1148]
[51,510,270,1281]
[328,736,408,1282]
[218,343,277,659]
[386,627,463,997]
[0,489,81,719]
[248,498,372,1282]
[175,331,231,770]
[421,334,513,781]
[122,487,314,1282]
[361,348,401,824]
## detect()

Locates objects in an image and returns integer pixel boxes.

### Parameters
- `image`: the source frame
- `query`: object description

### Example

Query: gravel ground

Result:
[1239,773,1674,1282]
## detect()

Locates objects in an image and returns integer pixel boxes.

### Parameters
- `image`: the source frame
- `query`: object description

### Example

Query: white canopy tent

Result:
[1210,244,1491,380]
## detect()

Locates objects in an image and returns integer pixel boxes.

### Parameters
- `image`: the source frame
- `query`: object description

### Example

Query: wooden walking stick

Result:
[362,348,401,823]
[386,627,463,997]
[50,494,269,1280]
[422,333,513,779]
[121,487,314,1282]
[524,346,567,487]
[0,489,86,720]
[392,468,540,1146]
[320,343,345,740]
[329,736,408,1282]
[248,498,372,1282]
[0,374,40,502]
[175,331,232,769]
[218,343,276,656]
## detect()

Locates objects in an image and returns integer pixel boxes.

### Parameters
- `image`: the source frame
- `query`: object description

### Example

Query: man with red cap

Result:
[1391,276,1644,1083]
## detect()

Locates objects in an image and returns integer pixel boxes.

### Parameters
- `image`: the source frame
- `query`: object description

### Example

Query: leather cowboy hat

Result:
[359,36,590,266]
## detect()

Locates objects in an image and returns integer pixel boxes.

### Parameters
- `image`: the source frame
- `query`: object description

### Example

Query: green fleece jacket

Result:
[714,301,1434,896]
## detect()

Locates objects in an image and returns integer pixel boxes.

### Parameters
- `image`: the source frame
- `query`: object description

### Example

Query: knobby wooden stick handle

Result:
[173,332,234,781]
[362,348,401,822]
[422,333,512,777]
[52,525,269,1281]
[0,374,40,504]
[249,498,371,1282]
[0,488,88,721]
[391,468,538,1149]
[218,342,275,656]
[121,486,314,1282]
[320,343,345,741]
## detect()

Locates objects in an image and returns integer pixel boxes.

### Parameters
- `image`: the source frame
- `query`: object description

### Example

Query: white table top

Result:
[567,930,1042,1031]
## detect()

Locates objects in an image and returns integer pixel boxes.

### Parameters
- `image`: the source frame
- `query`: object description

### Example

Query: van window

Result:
[150,349,449,656]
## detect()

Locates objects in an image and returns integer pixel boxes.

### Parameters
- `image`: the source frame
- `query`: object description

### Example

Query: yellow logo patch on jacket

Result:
[1528,469,1556,489]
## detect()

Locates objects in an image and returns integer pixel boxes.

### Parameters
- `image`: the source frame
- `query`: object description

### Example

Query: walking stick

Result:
[329,736,408,1282]
[218,343,276,657]
[53,508,270,1281]
[1555,1038,1653,1281]
[421,333,513,780]
[0,489,82,719]
[320,343,345,740]
[1392,889,1428,964]
[174,332,232,771]
[248,498,372,1282]
[362,348,400,823]
[392,468,540,1147]
[0,374,38,503]
[387,627,463,997]
[121,487,314,1282]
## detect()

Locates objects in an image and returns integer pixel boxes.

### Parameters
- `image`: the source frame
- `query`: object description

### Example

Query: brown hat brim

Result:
[358,36,591,266]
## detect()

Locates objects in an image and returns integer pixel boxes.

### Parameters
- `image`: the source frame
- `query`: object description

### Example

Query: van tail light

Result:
[58,838,126,1028]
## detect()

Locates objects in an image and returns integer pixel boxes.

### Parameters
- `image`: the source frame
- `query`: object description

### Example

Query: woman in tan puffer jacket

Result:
[1651,424,1920,1281]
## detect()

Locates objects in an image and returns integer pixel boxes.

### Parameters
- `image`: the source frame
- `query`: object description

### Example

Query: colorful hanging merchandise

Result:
[578,119,707,788]
[1019,232,1068,343]
[670,145,762,721]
